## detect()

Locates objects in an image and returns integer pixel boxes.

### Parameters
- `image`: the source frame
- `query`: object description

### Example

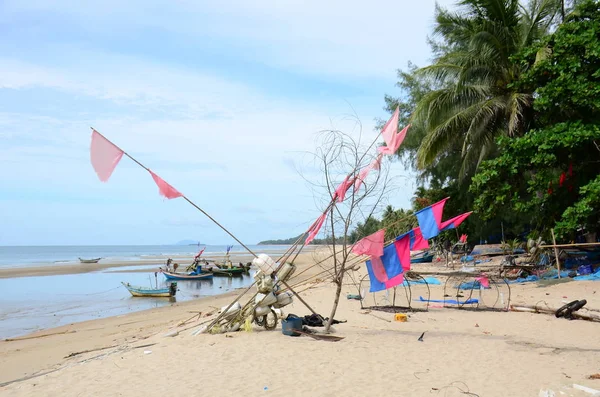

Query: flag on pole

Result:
[305,211,328,245]
[149,170,183,200]
[334,175,356,203]
[414,198,449,239]
[354,154,383,192]
[365,236,410,292]
[194,247,205,259]
[90,129,124,182]
[407,227,429,251]
[439,212,472,231]
[377,107,410,156]
[351,229,385,257]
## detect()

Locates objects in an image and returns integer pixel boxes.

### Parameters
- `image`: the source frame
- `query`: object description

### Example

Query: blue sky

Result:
[0,0,452,246]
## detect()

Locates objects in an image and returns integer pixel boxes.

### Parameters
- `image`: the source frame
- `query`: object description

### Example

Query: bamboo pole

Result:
[539,242,600,248]
[551,229,561,279]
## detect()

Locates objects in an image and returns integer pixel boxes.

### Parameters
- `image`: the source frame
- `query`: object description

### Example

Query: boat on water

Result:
[79,257,101,264]
[121,281,177,297]
[207,265,246,277]
[162,270,214,281]
[410,251,434,264]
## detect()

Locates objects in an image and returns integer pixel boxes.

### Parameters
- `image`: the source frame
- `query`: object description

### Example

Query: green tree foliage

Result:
[471,0,600,240]
[412,0,561,179]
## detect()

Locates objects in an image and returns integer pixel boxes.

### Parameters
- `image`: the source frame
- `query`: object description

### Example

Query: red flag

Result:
[354,154,383,192]
[194,247,205,259]
[334,175,356,203]
[410,227,430,251]
[305,211,328,245]
[149,170,183,199]
[440,211,472,231]
[459,234,468,243]
[352,229,385,257]
[90,129,124,182]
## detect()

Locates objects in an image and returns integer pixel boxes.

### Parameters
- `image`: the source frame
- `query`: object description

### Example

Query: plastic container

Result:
[282,316,303,336]
[277,263,296,282]
[221,301,241,315]
[273,291,293,308]
[252,254,277,275]
[255,292,277,306]
[394,313,408,322]
[255,305,271,317]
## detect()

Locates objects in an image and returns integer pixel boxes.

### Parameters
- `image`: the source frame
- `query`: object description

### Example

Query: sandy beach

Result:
[1,250,600,396]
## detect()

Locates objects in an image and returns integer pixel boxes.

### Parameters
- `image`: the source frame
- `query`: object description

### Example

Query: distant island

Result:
[258,234,345,245]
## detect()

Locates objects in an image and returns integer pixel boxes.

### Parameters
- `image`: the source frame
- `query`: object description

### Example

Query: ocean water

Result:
[0,244,289,267]
[0,244,292,339]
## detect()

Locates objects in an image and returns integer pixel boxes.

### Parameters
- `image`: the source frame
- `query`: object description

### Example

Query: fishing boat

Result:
[410,251,434,264]
[162,270,214,281]
[121,282,177,297]
[79,257,101,264]
[208,265,246,277]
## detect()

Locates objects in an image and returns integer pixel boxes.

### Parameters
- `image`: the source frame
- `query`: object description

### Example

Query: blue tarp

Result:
[574,269,600,281]
[456,281,491,290]
[403,277,442,286]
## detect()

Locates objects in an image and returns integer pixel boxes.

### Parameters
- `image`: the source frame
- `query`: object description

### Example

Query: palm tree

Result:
[413,0,561,180]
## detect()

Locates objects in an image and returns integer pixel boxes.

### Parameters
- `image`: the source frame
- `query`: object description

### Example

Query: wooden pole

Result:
[551,229,561,279]
[539,242,600,248]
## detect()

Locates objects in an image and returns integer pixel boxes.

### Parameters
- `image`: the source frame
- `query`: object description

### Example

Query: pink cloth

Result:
[90,129,124,182]
[377,106,410,156]
[149,170,183,199]
[475,276,490,288]
[354,154,383,192]
[459,234,468,243]
[352,229,385,257]
[334,175,356,203]
[305,211,328,245]
[369,255,404,288]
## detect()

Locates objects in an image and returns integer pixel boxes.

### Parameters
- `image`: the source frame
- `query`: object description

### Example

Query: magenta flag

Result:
[149,170,183,200]
[194,248,205,259]
[90,129,124,182]
[475,275,490,288]
[352,229,385,257]
[439,211,472,231]
[305,211,328,245]
[334,175,356,203]
[378,107,399,154]
[354,154,383,192]
[415,197,450,239]
[409,227,429,251]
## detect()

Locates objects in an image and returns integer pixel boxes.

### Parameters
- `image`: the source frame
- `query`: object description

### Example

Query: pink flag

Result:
[354,154,383,192]
[475,275,490,288]
[305,211,328,245]
[440,211,472,230]
[352,229,385,257]
[378,125,410,155]
[90,129,124,182]
[149,170,183,200]
[378,107,399,154]
[194,248,205,259]
[334,175,356,203]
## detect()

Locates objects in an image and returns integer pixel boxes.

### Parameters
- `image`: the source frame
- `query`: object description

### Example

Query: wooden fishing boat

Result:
[162,271,214,281]
[410,251,434,264]
[121,282,177,297]
[209,266,246,277]
[79,257,101,264]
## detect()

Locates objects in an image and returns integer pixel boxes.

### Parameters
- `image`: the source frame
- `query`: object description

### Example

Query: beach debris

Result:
[555,299,587,319]
[295,330,344,342]
[589,374,600,380]
[511,304,600,322]
[163,330,179,338]
[475,323,479,327]
[394,313,408,322]
[64,344,119,359]
[417,331,425,342]
[143,350,152,355]
[539,390,556,397]
[4,329,76,342]
[347,294,361,300]
[573,384,600,395]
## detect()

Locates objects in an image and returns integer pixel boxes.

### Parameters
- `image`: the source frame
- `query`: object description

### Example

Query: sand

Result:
[2,251,600,396]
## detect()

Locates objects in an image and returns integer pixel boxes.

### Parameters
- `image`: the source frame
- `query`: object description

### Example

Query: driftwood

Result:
[511,304,600,322]
[4,330,76,342]
[64,344,119,359]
